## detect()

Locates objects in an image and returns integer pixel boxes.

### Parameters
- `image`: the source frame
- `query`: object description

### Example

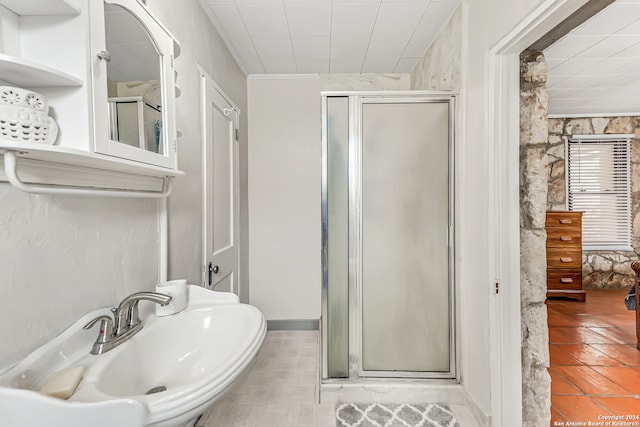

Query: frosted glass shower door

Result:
[360,100,452,374]
[324,97,349,378]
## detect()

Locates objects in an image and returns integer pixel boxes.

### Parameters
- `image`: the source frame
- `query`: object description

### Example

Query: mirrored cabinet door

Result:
[90,0,176,169]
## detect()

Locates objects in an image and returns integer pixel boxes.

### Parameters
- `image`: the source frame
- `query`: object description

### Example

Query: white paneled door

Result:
[202,72,240,295]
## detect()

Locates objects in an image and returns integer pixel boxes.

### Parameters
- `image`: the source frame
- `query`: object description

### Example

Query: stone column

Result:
[520,50,550,427]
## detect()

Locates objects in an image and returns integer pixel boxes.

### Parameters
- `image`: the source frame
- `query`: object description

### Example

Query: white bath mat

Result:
[335,403,459,427]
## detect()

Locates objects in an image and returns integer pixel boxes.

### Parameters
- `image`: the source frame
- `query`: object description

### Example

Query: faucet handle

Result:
[83,315,114,344]
[125,292,172,328]
[111,307,126,336]
[127,301,142,329]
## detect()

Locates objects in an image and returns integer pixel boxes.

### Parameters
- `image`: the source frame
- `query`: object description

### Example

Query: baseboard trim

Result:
[267,319,320,330]
[463,391,491,427]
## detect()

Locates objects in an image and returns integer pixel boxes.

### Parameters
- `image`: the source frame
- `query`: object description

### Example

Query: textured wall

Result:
[247,77,321,320]
[0,188,158,367]
[547,116,640,288]
[519,50,551,427]
[410,6,461,91]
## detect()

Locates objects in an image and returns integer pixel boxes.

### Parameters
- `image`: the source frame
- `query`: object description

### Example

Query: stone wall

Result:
[320,73,410,91]
[547,116,640,288]
[520,50,551,427]
[410,6,461,91]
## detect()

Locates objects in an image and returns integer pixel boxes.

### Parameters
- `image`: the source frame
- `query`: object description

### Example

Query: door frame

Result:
[200,67,241,294]
[485,0,589,425]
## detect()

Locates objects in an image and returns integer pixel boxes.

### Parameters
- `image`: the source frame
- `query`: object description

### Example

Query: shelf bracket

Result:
[3,151,173,198]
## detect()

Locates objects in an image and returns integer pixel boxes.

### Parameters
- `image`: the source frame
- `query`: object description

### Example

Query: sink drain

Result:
[145,386,167,395]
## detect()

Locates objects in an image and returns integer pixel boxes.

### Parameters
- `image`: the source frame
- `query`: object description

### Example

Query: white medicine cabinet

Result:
[91,0,177,170]
[0,0,182,197]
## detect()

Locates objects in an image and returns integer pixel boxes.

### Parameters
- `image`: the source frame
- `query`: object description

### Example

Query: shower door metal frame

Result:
[321,91,459,381]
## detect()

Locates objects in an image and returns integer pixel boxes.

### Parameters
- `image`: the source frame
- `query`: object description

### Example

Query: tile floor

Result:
[199,330,478,427]
[547,288,640,426]
[200,330,336,427]
[200,290,640,427]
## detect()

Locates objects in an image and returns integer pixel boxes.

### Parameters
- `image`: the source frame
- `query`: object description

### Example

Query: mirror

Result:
[104,3,164,155]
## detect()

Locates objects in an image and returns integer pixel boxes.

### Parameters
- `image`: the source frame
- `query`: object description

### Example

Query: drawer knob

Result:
[559,219,572,224]
[560,236,572,241]
[560,257,573,263]
[560,278,574,284]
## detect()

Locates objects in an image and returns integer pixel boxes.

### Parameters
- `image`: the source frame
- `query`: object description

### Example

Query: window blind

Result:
[567,135,632,250]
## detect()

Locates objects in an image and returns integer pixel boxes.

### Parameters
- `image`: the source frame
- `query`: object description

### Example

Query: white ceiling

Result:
[201,0,459,75]
[198,0,640,116]
[545,0,640,116]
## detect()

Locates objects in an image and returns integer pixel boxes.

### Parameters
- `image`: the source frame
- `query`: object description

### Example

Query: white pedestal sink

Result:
[0,286,266,427]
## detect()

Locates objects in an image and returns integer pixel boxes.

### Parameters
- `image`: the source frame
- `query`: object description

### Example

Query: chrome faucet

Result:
[84,291,172,355]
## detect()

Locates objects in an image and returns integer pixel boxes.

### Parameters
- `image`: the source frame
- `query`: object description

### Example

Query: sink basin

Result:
[0,286,266,427]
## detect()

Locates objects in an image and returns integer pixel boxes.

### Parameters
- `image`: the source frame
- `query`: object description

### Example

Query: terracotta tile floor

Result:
[548,289,640,426]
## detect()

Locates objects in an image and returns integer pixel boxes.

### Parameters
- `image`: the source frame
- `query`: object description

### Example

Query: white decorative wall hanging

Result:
[0,86,59,144]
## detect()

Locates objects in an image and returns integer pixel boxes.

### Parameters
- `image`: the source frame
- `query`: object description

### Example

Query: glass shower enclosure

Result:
[322,93,457,380]
[108,96,163,154]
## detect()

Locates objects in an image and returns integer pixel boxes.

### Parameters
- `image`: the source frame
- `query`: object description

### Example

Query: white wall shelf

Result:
[0,141,183,197]
[0,54,83,87]
[0,1,182,198]
[0,0,80,16]
[0,140,184,178]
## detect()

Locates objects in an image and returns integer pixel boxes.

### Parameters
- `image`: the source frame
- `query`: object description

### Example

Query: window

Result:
[566,134,632,251]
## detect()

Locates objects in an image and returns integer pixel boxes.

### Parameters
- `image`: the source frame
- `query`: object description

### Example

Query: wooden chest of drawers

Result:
[546,211,586,302]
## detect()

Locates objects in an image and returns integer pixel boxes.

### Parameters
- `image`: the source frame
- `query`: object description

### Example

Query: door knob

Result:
[97,50,111,62]
[207,262,219,287]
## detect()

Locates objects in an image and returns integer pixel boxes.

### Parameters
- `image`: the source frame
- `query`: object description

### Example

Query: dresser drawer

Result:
[546,247,582,268]
[545,211,585,301]
[547,270,582,290]
[546,212,582,229]
[546,227,581,248]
